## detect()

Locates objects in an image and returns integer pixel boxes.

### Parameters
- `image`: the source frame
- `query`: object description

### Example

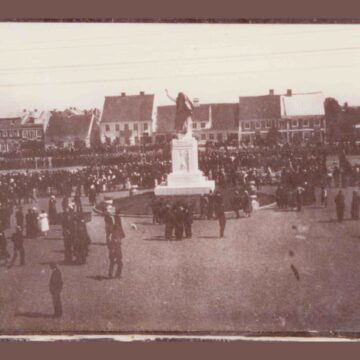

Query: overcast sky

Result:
[0,23,360,114]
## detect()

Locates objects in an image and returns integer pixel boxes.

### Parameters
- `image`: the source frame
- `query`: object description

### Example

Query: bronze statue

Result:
[165,89,194,138]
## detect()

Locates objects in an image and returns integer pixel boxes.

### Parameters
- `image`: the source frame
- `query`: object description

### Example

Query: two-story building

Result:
[0,109,51,152]
[239,89,325,144]
[100,91,155,145]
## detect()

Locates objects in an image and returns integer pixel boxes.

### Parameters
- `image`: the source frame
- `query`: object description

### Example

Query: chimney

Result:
[286,89,292,96]
[344,102,348,108]
[193,98,200,107]
[121,92,126,97]
[269,89,274,96]
[139,91,145,96]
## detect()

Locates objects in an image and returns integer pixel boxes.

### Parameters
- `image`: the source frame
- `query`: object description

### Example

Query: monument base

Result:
[154,134,215,196]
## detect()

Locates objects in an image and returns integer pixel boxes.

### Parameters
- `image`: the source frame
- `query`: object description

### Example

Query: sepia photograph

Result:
[0,21,360,340]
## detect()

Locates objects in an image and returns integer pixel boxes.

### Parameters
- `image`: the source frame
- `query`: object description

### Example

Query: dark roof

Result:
[101,94,154,123]
[0,117,22,129]
[239,95,281,120]
[156,105,176,133]
[156,104,210,133]
[193,104,210,122]
[211,103,239,131]
[45,112,93,139]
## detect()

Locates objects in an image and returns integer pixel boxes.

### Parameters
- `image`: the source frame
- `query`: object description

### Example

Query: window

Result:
[201,122,206,129]
[192,122,197,129]
[303,119,309,127]
[115,124,120,131]
[209,133,214,140]
[124,124,129,131]
[261,120,266,129]
[267,120,272,128]
[36,130,42,136]
[244,121,250,130]
[133,123,138,131]
[292,120,298,128]
[314,118,320,126]
[201,134,206,140]
[217,133,223,141]
[105,125,110,132]
[255,121,260,129]
[143,123,148,131]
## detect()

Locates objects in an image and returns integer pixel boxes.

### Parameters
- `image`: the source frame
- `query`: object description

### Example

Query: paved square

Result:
[1,187,360,336]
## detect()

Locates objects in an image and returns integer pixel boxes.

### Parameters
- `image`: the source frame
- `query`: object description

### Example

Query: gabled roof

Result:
[210,103,239,131]
[45,112,93,140]
[239,95,281,120]
[281,92,324,117]
[101,94,154,123]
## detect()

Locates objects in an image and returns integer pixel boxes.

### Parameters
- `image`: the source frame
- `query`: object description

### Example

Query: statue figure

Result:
[179,150,189,172]
[165,89,194,138]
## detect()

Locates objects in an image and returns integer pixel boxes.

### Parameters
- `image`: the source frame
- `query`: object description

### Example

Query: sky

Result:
[0,22,360,114]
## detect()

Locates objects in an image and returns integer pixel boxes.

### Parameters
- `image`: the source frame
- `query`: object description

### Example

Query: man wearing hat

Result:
[49,262,63,318]
[8,226,25,267]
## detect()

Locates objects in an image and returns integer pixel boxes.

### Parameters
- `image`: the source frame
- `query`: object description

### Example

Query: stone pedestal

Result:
[155,135,215,196]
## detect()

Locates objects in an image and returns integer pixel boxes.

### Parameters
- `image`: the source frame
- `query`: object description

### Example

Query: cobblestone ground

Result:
[1,187,360,336]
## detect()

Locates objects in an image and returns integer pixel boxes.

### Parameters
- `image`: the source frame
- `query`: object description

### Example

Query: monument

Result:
[154,90,215,196]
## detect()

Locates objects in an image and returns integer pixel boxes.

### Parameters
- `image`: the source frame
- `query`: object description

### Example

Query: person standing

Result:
[8,226,25,267]
[183,206,193,239]
[108,208,125,279]
[49,262,63,318]
[48,195,58,225]
[351,190,360,220]
[38,210,49,237]
[199,194,208,220]
[320,187,328,207]
[15,206,24,229]
[104,207,114,244]
[174,205,185,240]
[217,201,227,238]
[295,186,305,212]
[62,208,73,264]
[163,205,174,240]
[207,191,215,220]
[335,190,345,222]
[0,229,10,264]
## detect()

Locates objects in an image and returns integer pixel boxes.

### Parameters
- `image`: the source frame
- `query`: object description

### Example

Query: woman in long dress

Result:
[38,210,49,237]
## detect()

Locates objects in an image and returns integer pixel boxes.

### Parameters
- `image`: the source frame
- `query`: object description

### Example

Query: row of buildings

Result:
[0,88,344,152]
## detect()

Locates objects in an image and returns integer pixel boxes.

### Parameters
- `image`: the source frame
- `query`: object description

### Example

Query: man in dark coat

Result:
[49,262,63,318]
[183,206,193,239]
[62,208,73,264]
[351,190,360,220]
[199,194,208,220]
[8,226,25,267]
[335,190,345,222]
[207,191,215,220]
[174,206,185,240]
[48,195,58,225]
[104,208,114,244]
[163,205,175,240]
[15,206,24,229]
[108,208,125,279]
[217,201,227,238]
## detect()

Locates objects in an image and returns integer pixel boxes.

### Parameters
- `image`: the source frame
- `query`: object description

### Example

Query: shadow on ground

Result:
[15,312,53,319]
